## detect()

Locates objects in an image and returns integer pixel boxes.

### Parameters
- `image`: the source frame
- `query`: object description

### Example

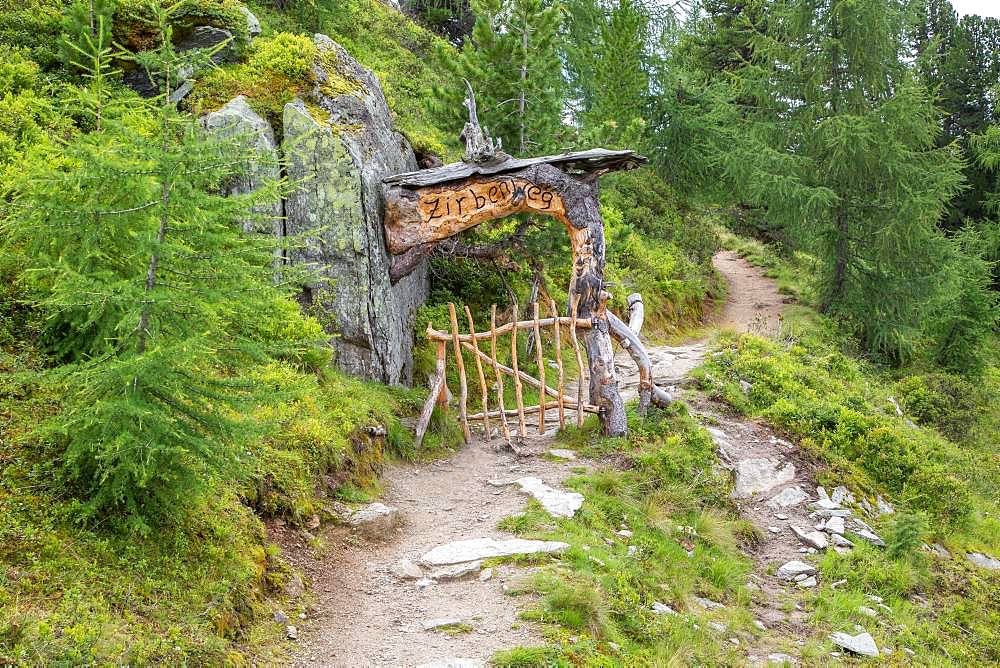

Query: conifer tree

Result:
[722,0,966,362]
[437,0,565,155]
[2,7,321,529]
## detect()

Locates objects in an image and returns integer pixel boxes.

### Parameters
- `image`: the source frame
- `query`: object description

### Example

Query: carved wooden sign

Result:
[382,149,647,438]
[384,176,566,256]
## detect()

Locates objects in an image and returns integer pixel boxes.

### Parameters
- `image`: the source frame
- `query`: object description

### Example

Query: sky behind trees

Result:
[950,0,1000,17]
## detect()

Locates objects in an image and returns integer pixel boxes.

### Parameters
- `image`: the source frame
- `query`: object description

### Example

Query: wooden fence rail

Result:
[415,299,597,448]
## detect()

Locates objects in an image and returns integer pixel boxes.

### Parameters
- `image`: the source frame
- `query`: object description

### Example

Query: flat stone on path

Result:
[548,448,577,460]
[416,661,486,668]
[421,537,570,566]
[348,502,402,537]
[732,458,796,499]
[791,525,829,550]
[421,618,465,631]
[829,631,879,657]
[391,558,423,580]
[511,477,584,518]
[767,486,809,508]
[428,560,483,581]
[967,552,1000,570]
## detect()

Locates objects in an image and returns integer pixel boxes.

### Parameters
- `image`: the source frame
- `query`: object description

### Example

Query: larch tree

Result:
[725,0,966,362]
[2,7,322,529]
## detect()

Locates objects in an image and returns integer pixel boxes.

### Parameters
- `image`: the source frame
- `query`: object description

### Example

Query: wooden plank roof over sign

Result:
[382,148,647,189]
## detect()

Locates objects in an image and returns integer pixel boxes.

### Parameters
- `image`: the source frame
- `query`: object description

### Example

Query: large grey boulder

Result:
[201,95,282,239]
[282,34,427,384]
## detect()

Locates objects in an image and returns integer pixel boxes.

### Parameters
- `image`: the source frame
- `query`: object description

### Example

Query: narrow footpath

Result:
[282,250,835,667]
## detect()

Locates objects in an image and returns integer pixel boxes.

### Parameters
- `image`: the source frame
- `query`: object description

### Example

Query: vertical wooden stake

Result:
[464,305,490,436]
[415,337,448,448]
[510,303,527,438]
[532,302,546,434]
[549,298,566,430]
[569,294,585,428]
[436,340,449,410]
[490,305,511,443]
[448,303,471,443]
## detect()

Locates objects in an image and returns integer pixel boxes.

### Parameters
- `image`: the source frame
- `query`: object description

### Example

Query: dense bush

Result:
[896,373,979,441]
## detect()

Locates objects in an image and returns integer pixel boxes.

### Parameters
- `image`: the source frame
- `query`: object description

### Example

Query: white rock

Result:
[767,653,797,665]
[415,578,435,589]
[776,560,816,580]
[479,567,493,582]
[739,379,753,394]
[831,486,854,505]
[830,533,854,548]
[754,619,767,631]
[775,513,789,520]
[348,503,402,536]
[548,448,578,460]
[809,498,841,511]
[829,631,879,657]
[813,508,853,518]
[617,529,633,538]
[416,661,486,668]
[866,594,884,603]
[391,558,424,580]
[768,526,782,534]
[286,625,297,640]
[876,495,894,515]
[732,459,796,499]
[428,560,482,581]
[859,606,878,617]
[767,486,809,509]
[422,618,464,631]
[708,621,728,633]
[824,516,846,535]
[797,576,817,588]
[851,528,886,547]
[817,486,830,501]
[238,5,261,37]
[693,596,725,610]
[791,525,829,550]
[421,538,569,566]
[651,601,678,615]
[511,477,584,518]
[967,552,1000,570]
[924,543,951,559]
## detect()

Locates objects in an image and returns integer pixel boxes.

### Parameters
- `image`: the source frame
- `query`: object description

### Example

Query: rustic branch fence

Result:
[414,297,599,448]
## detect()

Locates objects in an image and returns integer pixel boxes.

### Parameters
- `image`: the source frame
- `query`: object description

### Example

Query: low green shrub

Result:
[896,372,978,441]
[695,333,975,528]
[187,31,317,124]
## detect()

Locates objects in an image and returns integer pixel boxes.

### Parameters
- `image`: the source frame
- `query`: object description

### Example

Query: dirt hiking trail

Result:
[281,251,825,667]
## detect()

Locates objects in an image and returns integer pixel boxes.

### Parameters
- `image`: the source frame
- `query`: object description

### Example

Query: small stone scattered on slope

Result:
[967,552,1000,570]
[829,631,879,657]
[777,560,816,580]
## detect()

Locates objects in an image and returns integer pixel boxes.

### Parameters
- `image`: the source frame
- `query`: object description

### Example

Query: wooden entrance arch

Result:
[382,92,646,436]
